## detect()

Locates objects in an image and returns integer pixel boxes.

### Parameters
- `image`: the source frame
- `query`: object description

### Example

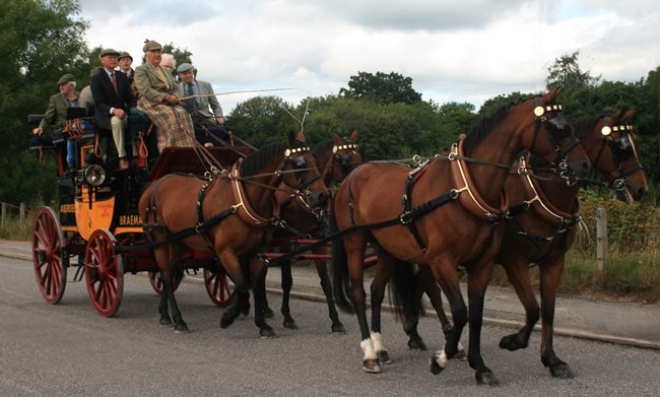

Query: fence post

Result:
[20,203,26,226]
[596,207,608,280]
[1,202,6,228]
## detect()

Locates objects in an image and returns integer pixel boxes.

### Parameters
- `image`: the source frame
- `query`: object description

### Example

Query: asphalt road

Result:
[2,255,659,397]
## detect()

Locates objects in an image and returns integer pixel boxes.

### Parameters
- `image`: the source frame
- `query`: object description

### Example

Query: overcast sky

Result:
[79,0,660,115]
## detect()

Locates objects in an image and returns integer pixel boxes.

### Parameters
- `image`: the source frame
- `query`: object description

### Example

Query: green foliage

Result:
[0,0,89,204]
[339,71,423,105]
[546,51,601,90]
[229,96,300,147]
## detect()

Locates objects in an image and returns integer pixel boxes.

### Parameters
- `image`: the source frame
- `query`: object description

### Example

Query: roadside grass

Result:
[0,214,34,241]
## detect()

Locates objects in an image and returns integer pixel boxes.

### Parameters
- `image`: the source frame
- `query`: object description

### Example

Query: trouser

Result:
[66,139,75,165]
[111,116,128,158]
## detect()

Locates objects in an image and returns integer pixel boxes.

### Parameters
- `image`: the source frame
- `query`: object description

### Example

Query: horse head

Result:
[579,109,649,203]
[330,131,363,183]
[521,88,591,184]
[281,130,330,209]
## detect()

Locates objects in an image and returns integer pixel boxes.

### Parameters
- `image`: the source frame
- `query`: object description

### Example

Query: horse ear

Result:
[610,109,625,123]
[349,130,358,142]
[624,109,635,122]
[295,130,306,143]
[546,87,562,102]
[332,132,342,144]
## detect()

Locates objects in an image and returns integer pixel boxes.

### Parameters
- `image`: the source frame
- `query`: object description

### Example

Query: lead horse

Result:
[331,89,591,385]
[139,131,329,337]
[397,108,648,379]
[496,109,648,377]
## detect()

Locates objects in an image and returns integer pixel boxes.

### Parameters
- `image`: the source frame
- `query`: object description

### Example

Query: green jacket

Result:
[134,63,179,103]
[39,91,80,131]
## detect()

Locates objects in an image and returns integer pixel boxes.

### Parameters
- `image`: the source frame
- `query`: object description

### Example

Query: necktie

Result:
[185,84,195,113]
[110,72,118,94]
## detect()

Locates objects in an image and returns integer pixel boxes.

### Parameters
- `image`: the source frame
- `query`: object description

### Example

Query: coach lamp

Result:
[83,164,107,187]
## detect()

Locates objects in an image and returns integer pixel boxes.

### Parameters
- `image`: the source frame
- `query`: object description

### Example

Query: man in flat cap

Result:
[118,52,134,80]
[32,73,80,171]
[177,62,227,146]
[91,48,134,169]
[134,39,194,151]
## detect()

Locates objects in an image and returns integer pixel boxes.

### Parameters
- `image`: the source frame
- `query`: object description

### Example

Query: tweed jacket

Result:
[91,68,133,129]
[39,91,80,131]
[134,63,179,103]
[177,79,224,122]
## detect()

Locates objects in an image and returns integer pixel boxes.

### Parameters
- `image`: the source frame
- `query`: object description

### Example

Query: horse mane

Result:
[313,139,334,158]
[239,140,289,177]
[572,115,603,141]
[463,102,517,156]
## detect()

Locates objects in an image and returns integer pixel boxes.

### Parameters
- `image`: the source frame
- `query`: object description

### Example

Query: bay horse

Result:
[267,131,362,333]
[495,108,648,377]
[331,89,591,385]
[396,109,648,378]
[139,131,329,337]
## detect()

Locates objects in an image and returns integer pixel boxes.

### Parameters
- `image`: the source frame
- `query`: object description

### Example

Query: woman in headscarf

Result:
[134,39,194,152]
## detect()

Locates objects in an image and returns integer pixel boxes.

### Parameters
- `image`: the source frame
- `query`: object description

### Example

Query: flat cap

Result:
[118,51,133,61]
[57,73,75,86]
[99,48,120,57]
[143,40,162,52]
[177,63,194,73]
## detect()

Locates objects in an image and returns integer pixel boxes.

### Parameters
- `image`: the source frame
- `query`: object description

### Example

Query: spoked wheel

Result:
[32,207,67,304]
[84,229,124,317]
[204,263,235,307]
[147,270,184,294]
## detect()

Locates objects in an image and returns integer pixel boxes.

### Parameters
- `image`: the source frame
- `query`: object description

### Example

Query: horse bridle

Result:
[331,142,360,180]
[530,97,582,185]
[283,146,325,213]
[591,117,644,194]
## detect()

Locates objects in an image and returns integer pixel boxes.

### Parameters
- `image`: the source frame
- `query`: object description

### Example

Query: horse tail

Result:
[389,260,422,323]
[330,201,354,314]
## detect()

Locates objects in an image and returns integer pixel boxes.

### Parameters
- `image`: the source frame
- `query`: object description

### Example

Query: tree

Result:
[339,71,422,105]
[546,51,600,90]
[0,0,89,204]
[229,96,299,147]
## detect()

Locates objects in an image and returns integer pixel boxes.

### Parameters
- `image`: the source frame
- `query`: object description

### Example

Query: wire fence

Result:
[0,202,31,229]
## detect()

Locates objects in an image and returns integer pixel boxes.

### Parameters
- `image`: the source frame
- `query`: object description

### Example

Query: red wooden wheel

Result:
[204,263,235,307]
[32,207,67,304]
[84,229,124,317]
[147,270,183,294]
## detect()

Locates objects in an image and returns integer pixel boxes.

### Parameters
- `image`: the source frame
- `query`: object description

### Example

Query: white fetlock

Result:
[360,338,377,361]
[456,342,467,360]
[371,331,391,364]
[435,348,448,369]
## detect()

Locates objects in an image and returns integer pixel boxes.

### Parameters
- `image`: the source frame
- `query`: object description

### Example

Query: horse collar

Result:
[449,137,509,222]
[230,165,280,228]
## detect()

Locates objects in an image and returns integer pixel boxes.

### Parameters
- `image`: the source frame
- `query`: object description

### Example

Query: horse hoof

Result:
[283,320,298,330]
[475,371,500,386]
[331,325,346,335]
[174,324,190,334]
[550,364,574,379]
[362,359,381,374]
[408,337,428,351]
[499,334,527,351]
[220,313,235,329]
[259,328,277,339]
[159,318,173,327]
[263,307,275,318]
[429,350,448,375]
[377,350,391,364]
[455,343,467,361]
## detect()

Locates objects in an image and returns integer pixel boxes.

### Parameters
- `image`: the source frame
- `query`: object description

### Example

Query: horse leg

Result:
[428,259,467,376]
[219,254,249,328]
[251,256,276,338]
[466,260,498,386]
[346,234,379,373]
[163,243,189,333]
[314,257,345,334]
[153,246,173,327]
[280,259,297,329]
[499,259,540,351]
[419,266,466,358]
[539,257,574,379]
[370,252,395,364]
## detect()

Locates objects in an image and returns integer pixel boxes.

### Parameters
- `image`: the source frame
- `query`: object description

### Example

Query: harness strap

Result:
[401,160,431,252]
[196,179,216,250]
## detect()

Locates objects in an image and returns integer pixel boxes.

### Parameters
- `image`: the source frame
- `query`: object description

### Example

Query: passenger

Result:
[160,53,176,75]
[91,48,134,170]
[176,63,228,146]
[118,51,135,81]
[32,73,80,172]
[134,40,194,152]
